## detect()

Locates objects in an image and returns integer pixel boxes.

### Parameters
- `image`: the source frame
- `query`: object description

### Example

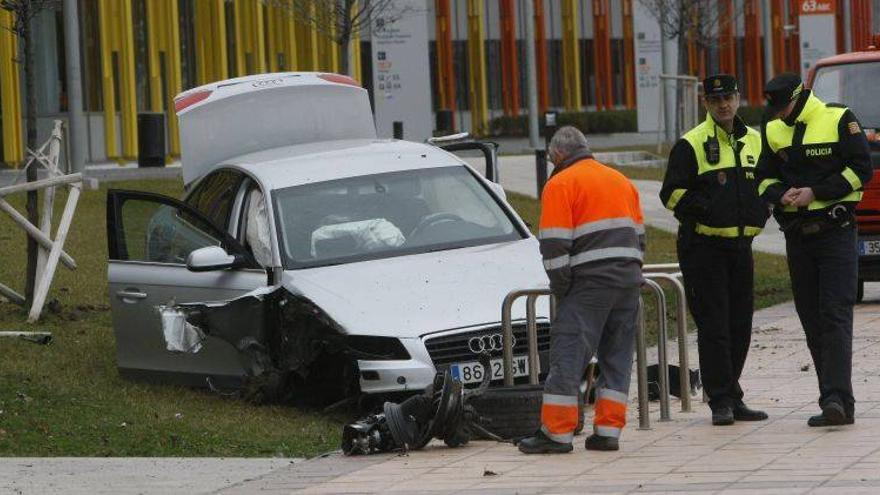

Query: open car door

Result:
[433,136,500,183]
[105,190,267,388]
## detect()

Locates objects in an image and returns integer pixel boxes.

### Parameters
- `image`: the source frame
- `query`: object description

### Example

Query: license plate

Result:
[449,355,530,384]
[859,239,880,256]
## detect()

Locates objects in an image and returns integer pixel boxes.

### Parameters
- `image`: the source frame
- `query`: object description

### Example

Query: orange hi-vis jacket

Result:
[539,156,645,296]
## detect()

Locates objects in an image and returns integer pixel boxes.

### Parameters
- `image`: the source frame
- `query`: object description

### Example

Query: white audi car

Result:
[106,73,550,401]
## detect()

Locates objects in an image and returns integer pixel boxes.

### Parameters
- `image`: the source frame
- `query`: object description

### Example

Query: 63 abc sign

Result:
[799,0,835,15]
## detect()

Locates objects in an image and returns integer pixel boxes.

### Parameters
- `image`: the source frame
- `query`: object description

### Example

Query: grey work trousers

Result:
[543,284,640,439]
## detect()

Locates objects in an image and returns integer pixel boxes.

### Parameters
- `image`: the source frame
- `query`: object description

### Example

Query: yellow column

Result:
[561,0,581,111]
[97,0,118,159]
[282,12,298,71]
[467,0,488,136]
[0,10,23,165]
[118,0,138,159]
[295,4,319,70]
[146,0,164,111]
[266,3,279,72]
[235,0,267,75]
[195,0,228,84]
[147,0,183,156]
[350,32,362,82]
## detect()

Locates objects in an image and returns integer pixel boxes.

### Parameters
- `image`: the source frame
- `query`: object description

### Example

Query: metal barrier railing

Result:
[499,263,690,431]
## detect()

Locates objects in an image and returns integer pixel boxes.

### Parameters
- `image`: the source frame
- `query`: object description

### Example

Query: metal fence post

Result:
[645,272,691,412]
[643,279,671,421]
[636,296,650,430]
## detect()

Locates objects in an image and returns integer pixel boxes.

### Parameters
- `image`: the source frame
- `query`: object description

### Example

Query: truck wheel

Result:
[469,385,585,440]
[857,279,865,303]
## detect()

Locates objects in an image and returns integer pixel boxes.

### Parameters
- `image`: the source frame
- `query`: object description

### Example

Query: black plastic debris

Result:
[343,355,500,455]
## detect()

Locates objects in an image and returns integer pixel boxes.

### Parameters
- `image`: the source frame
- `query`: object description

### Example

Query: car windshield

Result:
[812,61,880,128]
[272,166,523,268]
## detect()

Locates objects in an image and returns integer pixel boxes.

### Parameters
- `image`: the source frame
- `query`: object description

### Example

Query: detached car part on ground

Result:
[106,72,552,405]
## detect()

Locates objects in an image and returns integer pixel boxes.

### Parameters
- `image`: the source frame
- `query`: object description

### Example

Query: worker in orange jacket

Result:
[519,126,645,454]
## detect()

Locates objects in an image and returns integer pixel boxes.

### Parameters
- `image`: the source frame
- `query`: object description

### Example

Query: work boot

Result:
[733,402,768,421]
[517,430,573,454]
[808,402,854,427]
[584,433,619,451]
[712,406,735,426]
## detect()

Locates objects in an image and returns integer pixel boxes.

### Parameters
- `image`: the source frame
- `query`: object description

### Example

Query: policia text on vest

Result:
[660,73,770,425]
[756,72,873,426]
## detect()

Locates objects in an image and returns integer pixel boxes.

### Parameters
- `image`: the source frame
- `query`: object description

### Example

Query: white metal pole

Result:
[524,0,540,149]
[63,0,87,172]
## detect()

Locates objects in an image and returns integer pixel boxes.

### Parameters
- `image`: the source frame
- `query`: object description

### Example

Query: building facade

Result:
[0,0,878,166]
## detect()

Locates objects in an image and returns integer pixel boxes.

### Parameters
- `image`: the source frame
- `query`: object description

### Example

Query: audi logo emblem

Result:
[468,333,515,354]
[251,78,283,88]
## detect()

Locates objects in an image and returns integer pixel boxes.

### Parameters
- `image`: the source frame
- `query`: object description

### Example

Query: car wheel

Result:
[857,279,865,303]
[469,385,585,440]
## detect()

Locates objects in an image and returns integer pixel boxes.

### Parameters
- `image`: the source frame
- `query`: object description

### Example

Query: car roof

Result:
[226,139,466,191]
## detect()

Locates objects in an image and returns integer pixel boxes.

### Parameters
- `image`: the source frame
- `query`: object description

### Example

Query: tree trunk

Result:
[339,34,351,76]
[23,10,40,306]
[338,0,354,76]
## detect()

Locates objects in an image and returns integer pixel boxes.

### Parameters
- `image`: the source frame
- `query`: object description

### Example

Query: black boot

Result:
[585,433,619,451]
[733,402,768,421]
[712,406,735,426]
[517,430,573,454]
[808,402,854,427]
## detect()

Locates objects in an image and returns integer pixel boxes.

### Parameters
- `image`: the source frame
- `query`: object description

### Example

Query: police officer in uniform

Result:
[660,74,770,426]
[756,73,872,426]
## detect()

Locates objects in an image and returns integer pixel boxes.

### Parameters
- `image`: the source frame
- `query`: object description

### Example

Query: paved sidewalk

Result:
[214,288,880,495]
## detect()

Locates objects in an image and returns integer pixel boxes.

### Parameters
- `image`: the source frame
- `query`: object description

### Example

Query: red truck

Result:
[807,47,880,301]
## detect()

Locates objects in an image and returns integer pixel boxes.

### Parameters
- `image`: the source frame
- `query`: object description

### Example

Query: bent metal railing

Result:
[500,263,689,431]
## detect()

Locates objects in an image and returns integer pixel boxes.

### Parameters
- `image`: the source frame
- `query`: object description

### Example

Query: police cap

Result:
[764,72,803,117]
[703,74,738,97]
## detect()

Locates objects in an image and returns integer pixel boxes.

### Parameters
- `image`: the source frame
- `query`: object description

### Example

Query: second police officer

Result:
[660,74,770,426]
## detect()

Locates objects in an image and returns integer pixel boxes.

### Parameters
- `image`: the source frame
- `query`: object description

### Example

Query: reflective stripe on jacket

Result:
[539,158,645,296]
[659,113,769,242]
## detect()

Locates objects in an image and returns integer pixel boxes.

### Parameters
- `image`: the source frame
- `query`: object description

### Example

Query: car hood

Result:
[281,239,550,338]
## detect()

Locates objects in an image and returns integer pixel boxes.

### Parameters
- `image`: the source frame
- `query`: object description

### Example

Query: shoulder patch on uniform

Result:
[849,121,862,135]
[826,102,847,108]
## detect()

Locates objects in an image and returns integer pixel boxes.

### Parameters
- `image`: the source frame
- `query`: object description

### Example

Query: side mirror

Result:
[488,181,507,200]
[186,246,242,272]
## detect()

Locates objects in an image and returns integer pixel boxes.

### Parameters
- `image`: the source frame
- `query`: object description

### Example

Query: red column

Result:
[718,0,736,76]
[851,0,874,50]
[499,0,519,116]
[535,0,549,114]
[435,0,456,120]
[592,0,613,109]
[622,0,635,109]
[744,0,763,105]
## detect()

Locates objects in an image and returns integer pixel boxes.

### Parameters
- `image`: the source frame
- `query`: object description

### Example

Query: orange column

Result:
[718,0,736,76]
[534,0,549,113]
[744,0,763,105]
[787,0,801,73]
[771,0,786,75]
[592,0,613,109]
[622,0,635,109]
[836,1,846,53]
[499,0,520,116]
[435,0,456,118]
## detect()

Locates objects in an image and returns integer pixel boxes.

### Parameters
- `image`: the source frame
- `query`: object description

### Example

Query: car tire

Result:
[857,279,865,303]
[469,385,585,440]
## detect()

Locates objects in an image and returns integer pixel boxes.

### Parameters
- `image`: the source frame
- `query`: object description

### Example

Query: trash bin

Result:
[137,112,166,167]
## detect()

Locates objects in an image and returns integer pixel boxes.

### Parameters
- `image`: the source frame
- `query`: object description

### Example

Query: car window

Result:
[117,198,223,264]
[812,62,880,128]
[272,166,523,268]
[185,170,244,230]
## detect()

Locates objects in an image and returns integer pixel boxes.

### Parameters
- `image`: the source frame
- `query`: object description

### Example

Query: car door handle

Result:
[116,290,148,300]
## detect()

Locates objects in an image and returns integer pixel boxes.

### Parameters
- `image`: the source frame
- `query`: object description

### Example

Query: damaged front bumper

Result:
[356,338,436,394]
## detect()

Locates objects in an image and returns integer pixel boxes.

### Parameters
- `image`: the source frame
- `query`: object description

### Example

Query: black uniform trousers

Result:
[678,233,754,411]
[785,223,857,413]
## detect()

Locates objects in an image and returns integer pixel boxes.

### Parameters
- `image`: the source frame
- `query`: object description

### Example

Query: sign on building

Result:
[371,1,433,142]
[633,2,663,133]
[799,0,837,80]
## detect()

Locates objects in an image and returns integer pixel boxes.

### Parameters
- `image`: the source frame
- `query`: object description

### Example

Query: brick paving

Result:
[217,291,880,495]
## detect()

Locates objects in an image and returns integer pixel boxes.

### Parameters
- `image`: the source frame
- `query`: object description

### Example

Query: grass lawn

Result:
[0,177,791,457]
